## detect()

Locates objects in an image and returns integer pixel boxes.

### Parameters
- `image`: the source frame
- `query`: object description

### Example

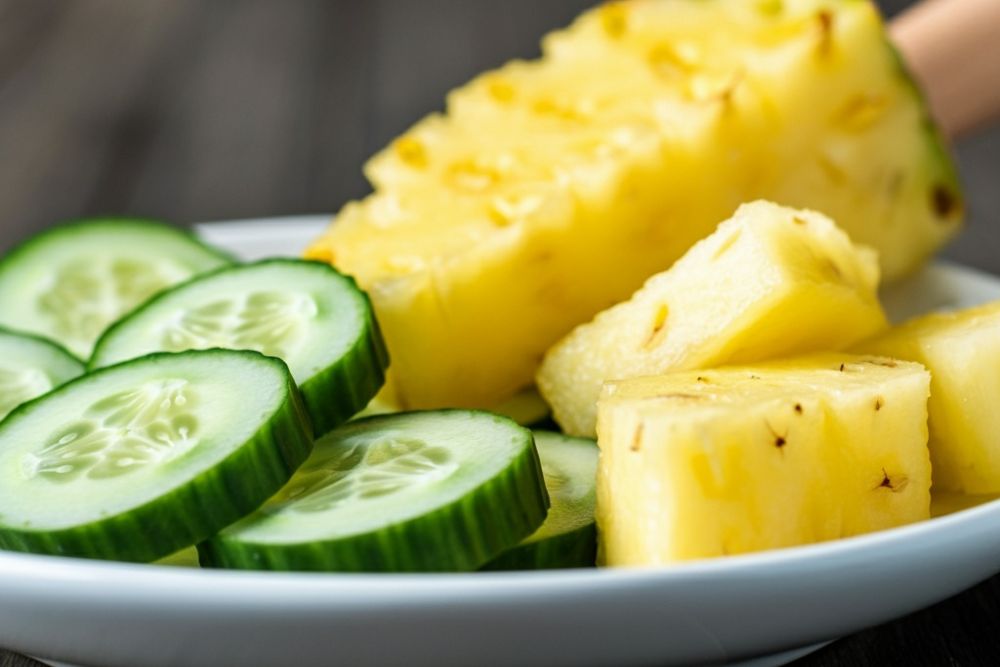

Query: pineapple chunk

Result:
[858,302,1000,493]
[538,201,888,437]
[306,0,960,410]
[597,354,931,566]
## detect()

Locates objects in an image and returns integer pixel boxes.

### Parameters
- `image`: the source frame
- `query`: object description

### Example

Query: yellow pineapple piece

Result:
[858,302,1000,493]
[597,354,931,566]
[538,201,888,437]
[306,0,960,410]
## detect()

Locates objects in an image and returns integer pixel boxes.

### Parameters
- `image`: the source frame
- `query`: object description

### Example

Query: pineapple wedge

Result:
[858,302,1000,494]
[597,354,931,566]
[538,201,888,437]
[306,0,960,410]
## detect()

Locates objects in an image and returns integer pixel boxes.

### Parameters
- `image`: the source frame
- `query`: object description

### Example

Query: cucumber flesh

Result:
[484,431,597,570]
[0,219,232,358]
[91,259,388,436]
[199,410,549,572]
[0,349,313,562]
[0,328,84,420]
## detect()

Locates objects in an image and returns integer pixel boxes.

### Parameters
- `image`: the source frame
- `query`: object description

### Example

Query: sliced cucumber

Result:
[0,350,313,562]
[0,328,84,420]
[484,431,597,570]
[91,259,388,436]
[0,219,232,358]
[199,410,549,572]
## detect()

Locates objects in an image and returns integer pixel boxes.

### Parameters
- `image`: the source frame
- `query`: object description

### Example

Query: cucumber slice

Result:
[0,350,313,562]
[484,431,597,570]
[0,328,84,420]
[91,259,388,436]
[199,410,549,572]
[0,219,232,358]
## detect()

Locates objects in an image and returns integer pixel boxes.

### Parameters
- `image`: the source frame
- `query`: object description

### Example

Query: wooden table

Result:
[0,1,998,665]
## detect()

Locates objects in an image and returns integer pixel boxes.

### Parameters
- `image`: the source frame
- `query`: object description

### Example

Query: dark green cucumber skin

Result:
[298,277,389,436]
[481,523,596,571]
[90,258,390,437]
[198,411,549,572]
[0,350,314,563]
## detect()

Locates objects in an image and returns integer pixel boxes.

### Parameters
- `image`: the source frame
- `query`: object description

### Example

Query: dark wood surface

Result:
[0,1,998,666]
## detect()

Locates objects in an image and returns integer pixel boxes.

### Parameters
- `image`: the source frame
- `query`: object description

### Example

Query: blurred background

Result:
[0,0,996,268]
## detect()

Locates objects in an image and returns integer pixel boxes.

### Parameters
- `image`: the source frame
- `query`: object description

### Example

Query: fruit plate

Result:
[3,215,1000,667]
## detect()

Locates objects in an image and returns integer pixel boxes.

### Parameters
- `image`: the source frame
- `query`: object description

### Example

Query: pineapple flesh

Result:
[538,201,888,437]
[306,0,960,410]
[858,302,1000,494]
[597,354,931,566]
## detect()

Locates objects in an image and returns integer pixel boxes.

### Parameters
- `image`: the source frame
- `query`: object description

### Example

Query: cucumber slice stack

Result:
[484,431,598,570]
[0,219,232,358]
[199,410,550,572]
[0,219,596,574]
[0,328,85,420]
[91,259,388,436]
[0,350,312,563]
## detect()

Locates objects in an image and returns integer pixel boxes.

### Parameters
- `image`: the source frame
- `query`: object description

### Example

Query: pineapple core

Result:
[597,354,931,566]
[307,0,959,410]
[539,201,888,437]
[859,301,1000,494]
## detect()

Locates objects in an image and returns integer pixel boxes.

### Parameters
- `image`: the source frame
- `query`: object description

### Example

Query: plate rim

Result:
[4,216,1000,667]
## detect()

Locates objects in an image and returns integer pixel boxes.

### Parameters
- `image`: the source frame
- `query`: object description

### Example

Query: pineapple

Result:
[538,201,888,437]
[858,302,1000,494]
[597,354,931,566]
[306,0,960,410]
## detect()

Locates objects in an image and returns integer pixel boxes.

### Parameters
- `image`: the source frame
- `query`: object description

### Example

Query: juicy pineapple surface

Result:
[597,354,931,566]
[307,0,960,410]
[858,302,1000,494]
[539,201,888,437]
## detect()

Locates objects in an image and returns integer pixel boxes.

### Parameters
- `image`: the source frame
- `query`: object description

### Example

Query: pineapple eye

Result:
[600,3,628,39]
[394,137,428,169]
[931,185,961,221]
[642,304,670,349]
[686,70,744,105]
[815,10,834,55]
[486,78,516,104]
[835,95,888,132]
[876,468,908,493]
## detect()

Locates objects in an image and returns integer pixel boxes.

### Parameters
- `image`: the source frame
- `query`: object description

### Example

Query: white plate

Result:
[3,216,1000,667]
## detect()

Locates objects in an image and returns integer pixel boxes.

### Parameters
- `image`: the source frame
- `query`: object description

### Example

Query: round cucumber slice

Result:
[484,431,597,570]
[0,328,84,421]
[199,410,549,572]
[91,259,388,436]
[0,350,313,562]
[0,218,232,358]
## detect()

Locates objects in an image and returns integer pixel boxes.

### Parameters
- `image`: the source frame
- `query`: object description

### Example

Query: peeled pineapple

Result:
[538,201,888,436]
[306,0,960,410]
[858,302,1000,494]
[597,354,931,566]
